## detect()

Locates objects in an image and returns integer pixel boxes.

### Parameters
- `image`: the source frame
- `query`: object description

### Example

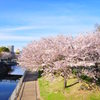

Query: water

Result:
[0,65,24,100]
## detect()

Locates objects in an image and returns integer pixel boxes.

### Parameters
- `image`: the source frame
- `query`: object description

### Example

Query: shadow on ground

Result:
[23,71,38,82]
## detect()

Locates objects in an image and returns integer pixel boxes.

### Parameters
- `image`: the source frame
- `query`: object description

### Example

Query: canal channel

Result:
[0,65,24,100]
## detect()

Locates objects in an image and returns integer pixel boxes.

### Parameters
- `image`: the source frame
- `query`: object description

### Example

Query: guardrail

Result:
[9,71,27,100]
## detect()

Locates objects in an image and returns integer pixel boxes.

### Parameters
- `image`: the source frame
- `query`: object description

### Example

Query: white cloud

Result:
[0,34,35,41]
[0,25,47,32]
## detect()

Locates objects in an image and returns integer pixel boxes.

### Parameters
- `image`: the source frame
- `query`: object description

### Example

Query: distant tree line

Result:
[0,46,10,53]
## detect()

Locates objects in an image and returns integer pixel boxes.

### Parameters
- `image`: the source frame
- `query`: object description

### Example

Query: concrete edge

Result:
[9,71,27,100]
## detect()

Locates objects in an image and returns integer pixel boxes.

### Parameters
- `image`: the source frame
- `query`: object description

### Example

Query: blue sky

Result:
[0,0,100,50]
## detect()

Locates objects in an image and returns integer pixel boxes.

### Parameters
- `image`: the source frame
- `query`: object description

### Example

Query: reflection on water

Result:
[0,65,24,100]
[9,65,25,75]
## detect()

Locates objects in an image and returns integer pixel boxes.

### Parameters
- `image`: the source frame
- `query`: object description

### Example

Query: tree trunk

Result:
[64,76,67,88]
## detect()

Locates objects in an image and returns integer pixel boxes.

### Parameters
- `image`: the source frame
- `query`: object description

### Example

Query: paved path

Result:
[17,71,39,100]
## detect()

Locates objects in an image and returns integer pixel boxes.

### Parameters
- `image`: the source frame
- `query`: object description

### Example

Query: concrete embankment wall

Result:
[9,71,26,100]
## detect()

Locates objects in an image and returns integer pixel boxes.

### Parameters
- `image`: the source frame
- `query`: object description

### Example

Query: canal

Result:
[0,65,24,100]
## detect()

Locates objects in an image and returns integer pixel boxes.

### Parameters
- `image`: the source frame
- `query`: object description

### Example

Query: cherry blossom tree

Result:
[0,52,13,60]
[19,32,100,87]
[19,35,74,87]
[73,32,100,62]
[72,32,100,82]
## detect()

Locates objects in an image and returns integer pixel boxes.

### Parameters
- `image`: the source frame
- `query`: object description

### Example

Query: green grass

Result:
[38,76,100,100]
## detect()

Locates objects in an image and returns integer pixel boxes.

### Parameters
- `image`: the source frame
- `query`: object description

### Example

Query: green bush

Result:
[0,46,9,52]
[80,74,93,83]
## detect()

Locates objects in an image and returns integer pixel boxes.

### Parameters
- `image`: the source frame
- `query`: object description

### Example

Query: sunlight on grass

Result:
[38,76,100,100]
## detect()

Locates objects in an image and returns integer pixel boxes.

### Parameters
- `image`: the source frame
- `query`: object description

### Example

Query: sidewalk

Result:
[17,71,40,100]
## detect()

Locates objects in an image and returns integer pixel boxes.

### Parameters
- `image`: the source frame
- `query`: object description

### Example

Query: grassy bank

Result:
[38,76,100,100]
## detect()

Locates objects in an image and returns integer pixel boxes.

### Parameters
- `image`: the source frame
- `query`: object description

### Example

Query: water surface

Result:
[0,65,24,100]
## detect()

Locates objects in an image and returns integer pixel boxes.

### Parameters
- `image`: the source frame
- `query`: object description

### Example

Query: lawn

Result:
[38,75,100,100]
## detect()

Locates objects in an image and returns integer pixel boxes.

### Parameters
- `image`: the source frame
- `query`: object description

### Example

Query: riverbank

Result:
[38,76,100,100]
[0,61,17,74]
[0,62,11,74]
